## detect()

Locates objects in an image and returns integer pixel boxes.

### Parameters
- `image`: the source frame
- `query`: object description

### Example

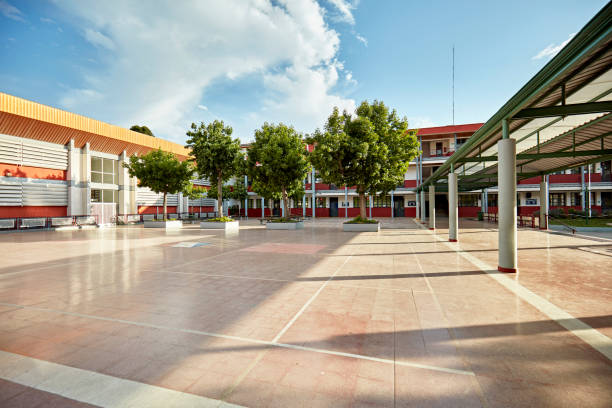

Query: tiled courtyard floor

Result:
[0,217,610,407]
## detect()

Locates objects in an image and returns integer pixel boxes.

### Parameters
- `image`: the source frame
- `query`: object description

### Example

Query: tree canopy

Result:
[124,149,194,220]
[130,125,154,137]
[185,120,243,216]
[308,100,420,218]
[246,123,309,217]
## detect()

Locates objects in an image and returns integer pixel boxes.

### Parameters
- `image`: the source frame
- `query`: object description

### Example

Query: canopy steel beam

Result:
[512,101,612,119]
[457,149,612,162]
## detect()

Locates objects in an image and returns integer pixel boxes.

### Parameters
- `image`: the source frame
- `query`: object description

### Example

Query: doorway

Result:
[329,197,338,217]
[393,196,404,217]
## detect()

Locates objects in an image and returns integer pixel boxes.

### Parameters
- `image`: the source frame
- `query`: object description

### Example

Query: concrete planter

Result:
[144,220,183,229]
[266,221,304,230]
[343,222,380,232]
[200,220,239,231]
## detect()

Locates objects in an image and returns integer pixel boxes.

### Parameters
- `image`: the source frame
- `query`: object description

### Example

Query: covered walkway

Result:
[416,3,612,273]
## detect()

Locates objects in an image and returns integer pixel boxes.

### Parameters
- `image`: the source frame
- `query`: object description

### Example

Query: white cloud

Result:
[84,28,115,50]
[0,0,25,22]
[40,17,56,23]
[532,33,576,60]
[407,117,436,128]
[53,0,357,142]
[197,105,208,111]
[327,0,356,25]
[355,33,367,46]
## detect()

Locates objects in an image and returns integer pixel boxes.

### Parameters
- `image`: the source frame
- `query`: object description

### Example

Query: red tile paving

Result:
[0,218,610,407]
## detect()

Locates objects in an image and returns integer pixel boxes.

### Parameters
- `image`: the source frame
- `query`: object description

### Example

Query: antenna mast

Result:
[452,45,455,125]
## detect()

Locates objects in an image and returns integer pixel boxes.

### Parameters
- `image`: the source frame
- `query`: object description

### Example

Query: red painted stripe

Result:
[497,266,517,273]
[0,163,66,180]
[0,206,67,217]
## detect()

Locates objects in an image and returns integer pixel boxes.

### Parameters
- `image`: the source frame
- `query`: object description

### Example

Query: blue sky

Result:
[0,0,607,144]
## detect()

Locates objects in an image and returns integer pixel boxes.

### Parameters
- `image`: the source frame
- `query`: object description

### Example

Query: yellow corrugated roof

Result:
[0,92,190,159]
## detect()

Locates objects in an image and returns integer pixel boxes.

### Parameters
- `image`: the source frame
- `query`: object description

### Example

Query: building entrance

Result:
[329,197,339,217]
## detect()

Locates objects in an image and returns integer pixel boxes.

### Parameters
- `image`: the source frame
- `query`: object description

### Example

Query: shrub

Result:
[206,216,235,222]
[269,217,300,223]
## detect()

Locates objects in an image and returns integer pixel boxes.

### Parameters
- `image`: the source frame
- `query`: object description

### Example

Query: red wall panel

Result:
[458,206,480,217]
[404,207,416,217]
[0,163,66,180]
[0,206,67,218]
[403,180,417,188]
[138,206,178,214]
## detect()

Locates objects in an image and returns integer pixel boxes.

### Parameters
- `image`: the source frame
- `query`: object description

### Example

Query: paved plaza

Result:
[0,219,611,407]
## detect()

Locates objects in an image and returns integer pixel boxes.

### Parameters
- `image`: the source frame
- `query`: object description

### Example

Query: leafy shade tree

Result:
[130,125,154,137]
[124,149,194,220]
[186,120,243,216]
[247,123,309,217]
[308,100,420,219]
[231,179,249,217]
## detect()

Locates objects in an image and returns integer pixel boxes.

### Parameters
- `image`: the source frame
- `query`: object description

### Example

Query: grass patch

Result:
[549,217,612,228]
[344,216,378,224]
[206,216,235,222]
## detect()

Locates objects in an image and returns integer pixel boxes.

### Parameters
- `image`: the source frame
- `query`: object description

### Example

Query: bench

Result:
[20,218,46,228]
[51,217,73,227]
[0,219,16,229]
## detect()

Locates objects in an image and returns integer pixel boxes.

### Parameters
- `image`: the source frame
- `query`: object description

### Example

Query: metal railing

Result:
[0,214,98,231]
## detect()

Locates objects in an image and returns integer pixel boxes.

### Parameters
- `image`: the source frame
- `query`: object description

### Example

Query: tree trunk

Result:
[163,192,168,221]
[359,191,366,219]
[282,187,289,219]
[217,173,223,217]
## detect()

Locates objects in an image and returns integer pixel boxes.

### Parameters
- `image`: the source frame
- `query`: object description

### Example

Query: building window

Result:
[373,195,391,208]
[316,197,326,208]
[459,194,479,207]
[91,189,118,203]
[570,193,581,206]
[549,193,566,207]
[487,193,498,208]
[91,157,118,184]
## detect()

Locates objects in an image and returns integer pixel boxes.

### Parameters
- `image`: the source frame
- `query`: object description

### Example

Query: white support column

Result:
[129,174,137,214]
[344,186,348,218]
[391,191,394,218]
[581,166,586,210]
[498,135,517,273]
[302,184,306,218]
[66,139,84,216]
[428,185,435,230]
[261,197,265,218]
[539,176,548,229]
[415,192,420,220]
[448,172,458,241]
[369,195,373,219]
[244,175,249,219]
[420,189,426,223]
[118,151,130,218]
[312,168,316,219]
[81,143,91,215]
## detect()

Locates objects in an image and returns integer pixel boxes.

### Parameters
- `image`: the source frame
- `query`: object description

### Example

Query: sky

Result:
[0,0,608,144]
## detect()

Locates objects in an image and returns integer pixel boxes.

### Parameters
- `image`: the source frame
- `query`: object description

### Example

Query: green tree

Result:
[185,120,243,216]
[124,149,194,220]
[308,100,420,218]
[130,125,155,137]
[247,123,309,217]
[231,178,249,217]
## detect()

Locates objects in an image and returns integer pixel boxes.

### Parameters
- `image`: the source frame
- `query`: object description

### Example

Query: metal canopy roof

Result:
[418,3,612,192]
